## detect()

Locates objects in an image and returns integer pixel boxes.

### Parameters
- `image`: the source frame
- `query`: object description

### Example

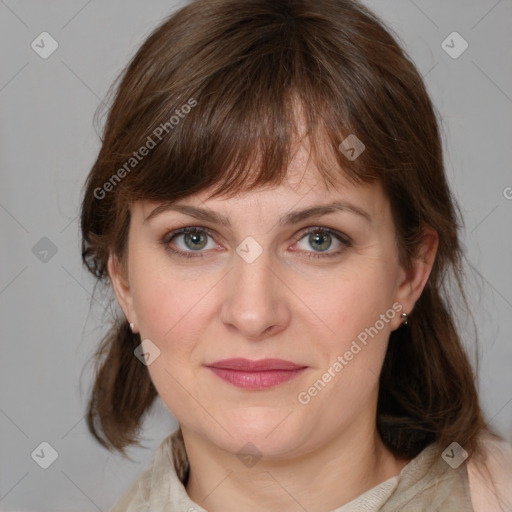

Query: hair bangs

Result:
[113,11,377,207]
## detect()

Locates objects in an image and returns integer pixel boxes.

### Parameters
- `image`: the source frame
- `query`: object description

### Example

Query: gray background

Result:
[1,1,511,510]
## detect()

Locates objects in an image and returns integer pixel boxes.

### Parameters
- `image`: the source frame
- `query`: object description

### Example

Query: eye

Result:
[160,226,351,260]
[293,227,351,259]
[161,227,218,258]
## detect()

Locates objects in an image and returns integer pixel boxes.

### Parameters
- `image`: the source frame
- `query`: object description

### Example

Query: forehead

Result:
[134,150,388,226]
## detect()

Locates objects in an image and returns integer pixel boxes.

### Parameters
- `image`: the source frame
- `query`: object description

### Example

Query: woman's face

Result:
[109,144,434,459]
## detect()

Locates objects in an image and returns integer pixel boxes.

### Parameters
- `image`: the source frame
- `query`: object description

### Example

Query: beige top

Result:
[110,429,512,511]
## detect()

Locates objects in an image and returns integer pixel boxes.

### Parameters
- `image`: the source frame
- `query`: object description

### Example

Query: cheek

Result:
[296,260,399,412]
[130,253,215,340]
[299,259,398,347]
[129,264,215,416]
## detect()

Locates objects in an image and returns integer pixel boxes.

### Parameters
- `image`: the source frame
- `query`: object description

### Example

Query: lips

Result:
[205,358,307,389]
[206,358,305,371]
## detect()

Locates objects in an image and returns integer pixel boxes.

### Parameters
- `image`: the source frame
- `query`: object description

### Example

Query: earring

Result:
[129,322,135,333]
[401,312,408,326]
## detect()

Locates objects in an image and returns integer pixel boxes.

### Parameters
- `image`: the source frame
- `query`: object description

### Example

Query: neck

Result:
[182,413,409,511]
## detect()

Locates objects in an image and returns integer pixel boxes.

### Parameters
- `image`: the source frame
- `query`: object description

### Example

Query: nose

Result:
[219,245,291,341]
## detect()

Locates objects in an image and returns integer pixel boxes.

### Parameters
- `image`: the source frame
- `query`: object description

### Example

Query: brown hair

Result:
[80,0,502,461]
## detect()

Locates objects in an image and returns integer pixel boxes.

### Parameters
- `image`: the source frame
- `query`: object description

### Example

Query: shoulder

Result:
[109,464,152,512]
[109,434,175,512]
[467,434,512,512]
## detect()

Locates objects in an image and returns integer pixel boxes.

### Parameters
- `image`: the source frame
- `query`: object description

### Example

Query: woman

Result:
[80,0,512,510]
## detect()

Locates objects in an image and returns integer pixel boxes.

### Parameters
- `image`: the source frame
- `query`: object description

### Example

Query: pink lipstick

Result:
[205,358,307,389]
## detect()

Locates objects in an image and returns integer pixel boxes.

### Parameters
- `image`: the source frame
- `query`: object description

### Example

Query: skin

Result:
[108,142,438,511]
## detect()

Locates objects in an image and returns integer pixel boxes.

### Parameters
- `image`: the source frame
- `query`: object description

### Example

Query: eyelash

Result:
[160,226,352,260]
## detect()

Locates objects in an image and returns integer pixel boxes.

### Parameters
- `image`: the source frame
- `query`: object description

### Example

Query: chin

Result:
[207,409,308,459]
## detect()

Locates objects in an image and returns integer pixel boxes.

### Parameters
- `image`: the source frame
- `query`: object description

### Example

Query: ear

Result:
[107,253,138,332]
[392,226,439,330]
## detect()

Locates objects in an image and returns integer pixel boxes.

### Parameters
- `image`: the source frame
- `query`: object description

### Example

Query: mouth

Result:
[205,358,308,390]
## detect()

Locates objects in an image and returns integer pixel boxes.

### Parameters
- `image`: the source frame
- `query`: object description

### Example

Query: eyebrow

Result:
[143,200,372,226]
